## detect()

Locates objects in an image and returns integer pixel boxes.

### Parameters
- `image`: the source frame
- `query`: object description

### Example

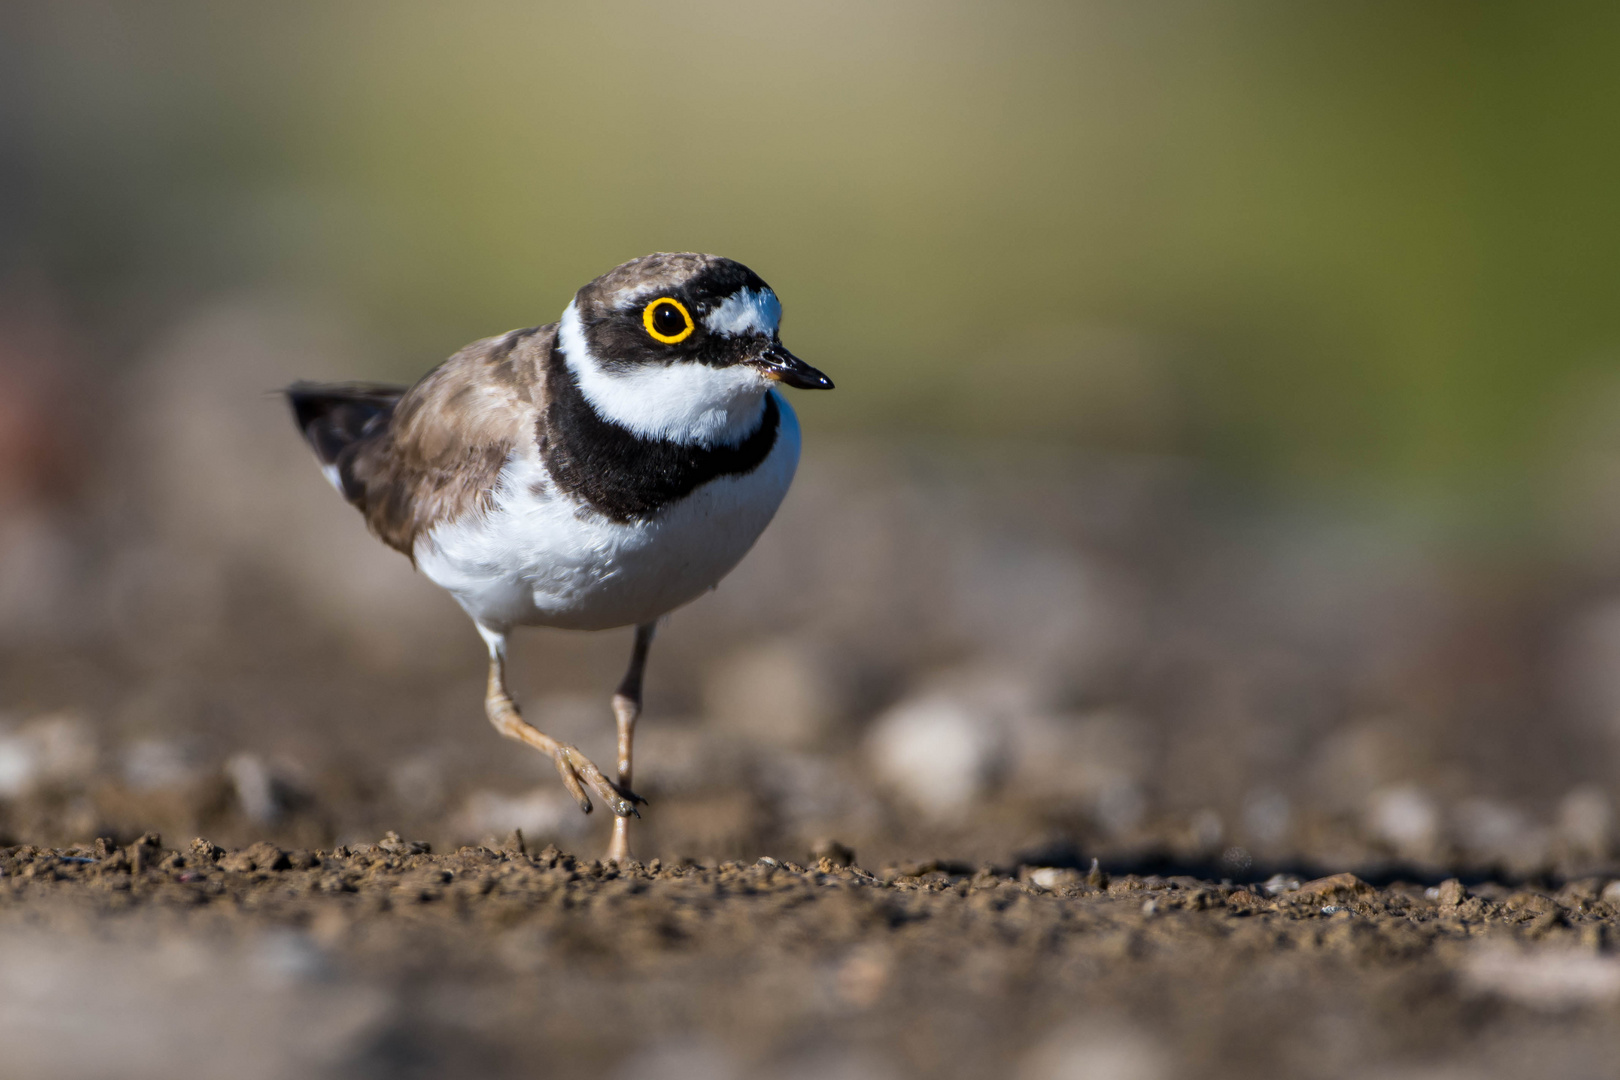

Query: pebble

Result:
[865,693,1004,817]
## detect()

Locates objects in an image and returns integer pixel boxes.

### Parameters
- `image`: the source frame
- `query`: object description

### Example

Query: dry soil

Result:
[5,834,1620,1079]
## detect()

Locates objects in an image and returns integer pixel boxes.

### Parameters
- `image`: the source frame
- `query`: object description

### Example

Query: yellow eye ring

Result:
[642,297,695,344]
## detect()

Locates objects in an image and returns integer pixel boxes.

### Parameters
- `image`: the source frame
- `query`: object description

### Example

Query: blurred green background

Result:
[5,0,1620,509]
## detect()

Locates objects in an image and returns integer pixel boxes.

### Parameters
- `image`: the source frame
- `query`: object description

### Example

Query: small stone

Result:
[1365,785,1441,857]
[1433,878,1467,908]
[1107,876,1147,896]
[378,831,430,856]
[810,839,854,868]
[1226,890,1262,913]
[0,713,98,798]
[220,842,291,873]
[1262,873,1301,896]
[1504,891,1557,915]
[128,833,162,873]
[1295,872,1375,902]
[866,693,1005,817]
[189,838,223,864]
[1085,857,1109,889]
[1028,867,1078,891]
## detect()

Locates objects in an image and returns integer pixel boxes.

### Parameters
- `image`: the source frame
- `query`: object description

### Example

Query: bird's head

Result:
[558,253,832,446]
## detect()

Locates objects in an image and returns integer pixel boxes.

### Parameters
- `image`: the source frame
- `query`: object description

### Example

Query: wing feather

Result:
[286,325,552,558]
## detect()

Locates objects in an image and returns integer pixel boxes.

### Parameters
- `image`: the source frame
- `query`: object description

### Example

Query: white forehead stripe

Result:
[703,288,781,338]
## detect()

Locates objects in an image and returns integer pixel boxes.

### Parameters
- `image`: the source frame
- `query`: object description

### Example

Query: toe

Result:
[610,783,646,816]
[556,746,645,818]
[551,753,593,814]
[588,769,641,818]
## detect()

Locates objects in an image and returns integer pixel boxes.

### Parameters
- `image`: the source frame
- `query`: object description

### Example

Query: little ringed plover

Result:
[285,252,833,862]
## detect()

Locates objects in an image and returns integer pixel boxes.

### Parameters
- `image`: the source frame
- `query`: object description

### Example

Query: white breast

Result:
[415,392,801,632]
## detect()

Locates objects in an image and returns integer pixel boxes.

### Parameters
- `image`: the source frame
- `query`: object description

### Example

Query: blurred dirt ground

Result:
[9,299,1620,1076]
[6,837,1620,1080]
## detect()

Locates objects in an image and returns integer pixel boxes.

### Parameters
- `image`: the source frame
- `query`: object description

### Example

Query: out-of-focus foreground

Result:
[5,3,1620,1078]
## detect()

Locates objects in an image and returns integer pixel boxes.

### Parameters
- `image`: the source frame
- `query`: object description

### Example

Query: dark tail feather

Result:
[284,381,406,504]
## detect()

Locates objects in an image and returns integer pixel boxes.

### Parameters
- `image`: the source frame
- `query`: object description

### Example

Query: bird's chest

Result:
[418,406,800,630]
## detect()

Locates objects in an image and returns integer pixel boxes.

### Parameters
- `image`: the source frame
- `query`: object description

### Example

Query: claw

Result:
[608,781,647,815]
[552,753,594,814]
[595,775,645,818]
[555,744,649,817]
[588,768,643,818]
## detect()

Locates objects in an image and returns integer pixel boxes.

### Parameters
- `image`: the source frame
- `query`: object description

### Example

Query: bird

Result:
[284,252,833,862]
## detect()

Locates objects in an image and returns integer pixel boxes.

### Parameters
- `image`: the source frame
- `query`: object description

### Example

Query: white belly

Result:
[416,393,801,631]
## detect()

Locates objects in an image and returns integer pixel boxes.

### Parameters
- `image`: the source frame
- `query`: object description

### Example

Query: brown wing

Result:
[296,324,554,559]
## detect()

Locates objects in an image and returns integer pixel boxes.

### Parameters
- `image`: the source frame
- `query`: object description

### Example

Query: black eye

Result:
[653,303,684,335]
[642,297,695,343]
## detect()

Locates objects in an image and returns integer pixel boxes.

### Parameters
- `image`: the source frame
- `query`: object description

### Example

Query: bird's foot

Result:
[551,744,645,818]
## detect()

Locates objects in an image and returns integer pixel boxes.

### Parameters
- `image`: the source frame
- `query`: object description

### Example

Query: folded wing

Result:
[284,327,550,559]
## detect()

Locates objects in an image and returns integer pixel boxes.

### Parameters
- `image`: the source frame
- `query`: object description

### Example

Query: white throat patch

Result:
[559,299,770,447]
[703,288,782,338]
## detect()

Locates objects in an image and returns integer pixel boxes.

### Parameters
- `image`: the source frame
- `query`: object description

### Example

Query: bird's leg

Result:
[477,623,643,819]
[607,621,657,864]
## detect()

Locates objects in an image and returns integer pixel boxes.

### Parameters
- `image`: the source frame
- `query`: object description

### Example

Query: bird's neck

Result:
[541,332,782,523]
[556,300,769,448]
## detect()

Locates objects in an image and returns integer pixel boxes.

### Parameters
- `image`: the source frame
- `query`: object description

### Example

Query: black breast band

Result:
[541,342,780,523]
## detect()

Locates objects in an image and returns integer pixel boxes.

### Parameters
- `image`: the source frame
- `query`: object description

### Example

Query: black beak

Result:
[753,341,834,390]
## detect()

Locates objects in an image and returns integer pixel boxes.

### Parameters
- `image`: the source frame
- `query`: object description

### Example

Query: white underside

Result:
[415,392,801,632]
